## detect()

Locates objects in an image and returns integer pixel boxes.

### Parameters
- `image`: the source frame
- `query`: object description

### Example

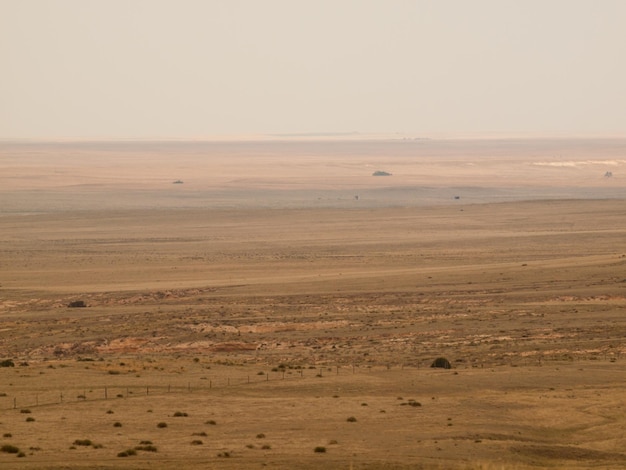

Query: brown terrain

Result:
[0,139,625,469]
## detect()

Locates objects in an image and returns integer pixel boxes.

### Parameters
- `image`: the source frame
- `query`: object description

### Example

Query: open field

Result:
[1,139,626,468]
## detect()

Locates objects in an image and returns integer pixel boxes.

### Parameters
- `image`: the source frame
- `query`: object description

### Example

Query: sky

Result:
[1,0,626,140]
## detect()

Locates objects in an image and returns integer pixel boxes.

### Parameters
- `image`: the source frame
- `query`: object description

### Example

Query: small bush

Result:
[346,416,357,422]
[25,417,35,422]
[157,422,167,428]
[192,432,207,437]
[20,409,31,414]
[173,411,188,417]
[0,359,15,368]
[217,451,231,458]
[73,439,92,446]
[314,446,327,453]
[3,433,12,438]
[113,422,122,427]
[191,440,203,445]
[205,419,217,425]
[1,444,20,454]
[135,445,157,452]
[17,451,26,457]
[431,357,452,369]
[106,410,114,414]
[117,449,137,457]
[261,444,271,450]
[246,444,255,449]
[256,433,265,439]
[139,440,153,445]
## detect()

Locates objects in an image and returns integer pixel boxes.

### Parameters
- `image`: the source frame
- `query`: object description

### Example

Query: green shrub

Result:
[113,422,122,427]
[256,433,265,439]
[25,417,35,422]
[431,357,452,369]
[135,445,157,452]
[314,446,326,453]
[191,440,203,445]
[73,439,92,446]
[157,422,167,428]
[173,411,188,417]
[346,416,357,422]
[117,449,137,457]
[0,360,14,368]
[1,444,19,454]
[205,419,217,425]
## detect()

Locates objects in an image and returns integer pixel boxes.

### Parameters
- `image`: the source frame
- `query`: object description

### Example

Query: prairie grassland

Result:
[1,140,625,468]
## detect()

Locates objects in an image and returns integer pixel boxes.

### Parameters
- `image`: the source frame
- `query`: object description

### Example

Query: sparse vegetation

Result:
[135,444,157,452]
[1,444,20,454]
[314,446,326,453]
[346,416,357,422]
[117,449,137,457]
[73,439,93,446]
[157,422,168,428]
[431,357,452,369]
[173,411,188,417]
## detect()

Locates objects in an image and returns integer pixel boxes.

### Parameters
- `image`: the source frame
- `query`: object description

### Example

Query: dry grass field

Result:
[1,139,625,469]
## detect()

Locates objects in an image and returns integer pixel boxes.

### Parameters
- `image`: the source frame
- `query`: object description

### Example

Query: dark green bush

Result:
[431,357,452,369]
[73,439,92,446]
[117,449,137,457]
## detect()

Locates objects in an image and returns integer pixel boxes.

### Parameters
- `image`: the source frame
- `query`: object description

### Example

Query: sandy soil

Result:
[0,139,625,469]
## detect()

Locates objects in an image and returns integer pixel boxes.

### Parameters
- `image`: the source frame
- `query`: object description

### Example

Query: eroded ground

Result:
[1,140,625,468]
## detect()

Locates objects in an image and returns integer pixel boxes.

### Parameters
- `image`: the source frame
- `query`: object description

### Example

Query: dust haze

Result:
[1,138,626,469]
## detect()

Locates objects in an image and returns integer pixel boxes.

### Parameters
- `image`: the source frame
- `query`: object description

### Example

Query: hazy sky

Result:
[2,1,626,139]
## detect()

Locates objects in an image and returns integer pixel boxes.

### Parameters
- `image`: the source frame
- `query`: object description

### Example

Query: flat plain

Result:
[1,139,625,469]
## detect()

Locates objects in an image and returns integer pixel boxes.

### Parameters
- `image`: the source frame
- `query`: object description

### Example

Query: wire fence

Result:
[0,364,366,411]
